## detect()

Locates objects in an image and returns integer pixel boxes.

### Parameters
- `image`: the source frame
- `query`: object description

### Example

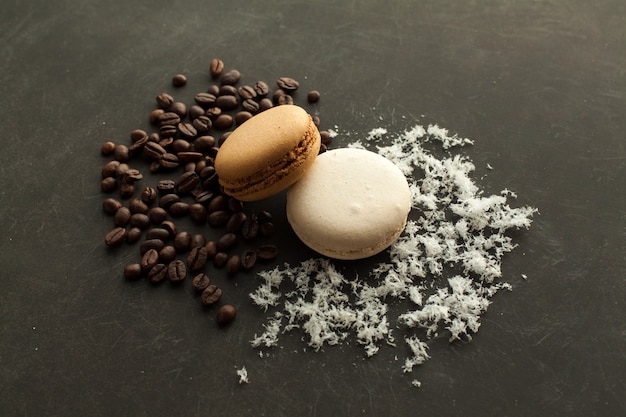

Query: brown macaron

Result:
[214,105,321,201]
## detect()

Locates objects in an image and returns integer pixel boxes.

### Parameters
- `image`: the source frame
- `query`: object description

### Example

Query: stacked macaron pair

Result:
[214,105,411,260]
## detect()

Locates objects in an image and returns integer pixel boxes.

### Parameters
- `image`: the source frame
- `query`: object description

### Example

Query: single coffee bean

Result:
[258,97,273,112]
[148,207,168,224]
[320,130,332,145]
[126,227,143,244]
[237,85,257,100]
[207,195,229,212]
[101,177,117,193]
[216,304,237,325]
[205,106,221,119]
[226,212,247,233]
[178,122,197,140]
[277,94,294,105]
[105,227,127,247]
[187,246,208,272]
[160,221,177,237]
[129,198,148,214]
[128,130,146,144]
[144,141,167,160]
[124,263,142,280]
[167,260,187,282]
[312,115,321,126]
[130,213,151,229]
[307,90,321,103]
[140,249,160,270]
[156,93,174,109]
[253,80,269,96]
[192,273,211,292]
[146,227,171,241]
[171,139,191,154]
[156,179,176,194]
[169,102,187,118]
[213,252,228,268]
[159,193,180,210]
[220,69,241,85]
[235,111,253,125]
[102,197,122,214]
[101,141,116,155]
[192,115,212,133]
[169,201,190,217]
[226,255,240,276]
[175,171,199,194]
[207,210,230,228]
[172,74,187,87]
[101,160,120,178]
[189,203,208,223]
[241,98,260,114]
[200,284,222,305]
[191,233,206,248]
[149,109,165,125]
[219,85,237,97]
[207,84,220,96]
[241,215,260,240]
[159,245,177,263]
[119,183,135,199]
[114,144,130,162]
[256,244,278,261]
[159,111,180,126]
[194,190,214,206]
[194,92,217,108]
[205,241,218,258]
[148,263,168,283]
[159,153,180,169]
[209,58,224,78]
[193,135,215,152]
[174,231,192,252]
[216,94,238,111]
[140,238,165,254]
[240,249,257,271]
[217,233,237,251]
[227,197,243,212]
[114,207,131,227]
[276,77,299,91]
[140,186,157,205]
[259,222,275,236]
[120,169,143,185]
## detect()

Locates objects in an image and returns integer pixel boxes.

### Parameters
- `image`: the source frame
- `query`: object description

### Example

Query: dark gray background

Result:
[1,0,624,416]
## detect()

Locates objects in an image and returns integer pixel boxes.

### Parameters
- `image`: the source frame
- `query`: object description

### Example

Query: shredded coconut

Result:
[236,366,249,384]
[248,123,536,385]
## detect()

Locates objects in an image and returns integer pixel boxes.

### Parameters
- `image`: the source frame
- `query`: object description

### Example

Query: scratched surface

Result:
[0,0,625,416]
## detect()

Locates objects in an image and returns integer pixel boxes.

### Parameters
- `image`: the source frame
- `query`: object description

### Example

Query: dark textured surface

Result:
[1,1,624,416]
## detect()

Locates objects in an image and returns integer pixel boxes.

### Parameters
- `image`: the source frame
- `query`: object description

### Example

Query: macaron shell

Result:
[286,148,412,260]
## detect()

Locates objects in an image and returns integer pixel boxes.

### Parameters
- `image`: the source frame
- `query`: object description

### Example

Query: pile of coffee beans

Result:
[100,58,331,327]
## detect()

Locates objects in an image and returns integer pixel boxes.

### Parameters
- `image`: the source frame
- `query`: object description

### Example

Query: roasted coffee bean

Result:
[307,90,321,103]
[235,111,253,124]
[205,241,218,258]
[209,58,224,78]
[254,80,269,96]
[129,198,148,214]
[207,195,229,212]
[156,93,174,109]
[200,167,218,189]
[178,152,204,164]
[169,102,187,118]
[141,186,157,205]
[101,160,120,178]
[213,252,228,268]
[189,203,207,223]
[207,210,230,227]
[178,122,197,139]
[148,207,168,224]
[241,215,260,240]
[159,111,180,126]
[216,94,238,110]
[192,273,211,292]
[116,163,130,177]
[140,238,165,254]
[257,244,278,261]
[105,227,127,247]
[312,115,321,126]
[194,92,217,108]
[144,142,167,160]
[103,197,122,214]
[168,260,187,282]
[277,77,299,91]
[169,201,190,217]
[192,115,212,133]
[124,263,142,280]
[101,141,116,155]
[217,233,237,251]
[191,234,206,248]
[114,144,130,162]
[194,190,214,206]
[216,304,237,325]
[159,193,180,210]
[141,249,160,270]
[226,255,240,275]
[188,105,205,119]
[277,94,294,105]
[226,212,247,233]
[114,207,131,227]
[174,231,192,252]
[237,85,257,100]
[257,210,273,223]
[220,69,241,85]
[148,263,168,283]
[241,98,260,114]
[159,153,180,169]
[171,139,192,154]
[146,227,171,241]
[258,97,273,112]
[187,246,208,271]
[172,74,187,87]
[207,84,220,96]
[120,169,143,184]
[130,213,151,229]
[119,183,135,198]
[320,130,332,145]
[159,124,178,139]
[205,106,222,119]
[160,221,177,237]
[156,179,176,194]
[193,136,215,152]
[227,198,243,213]
[240,249,257,271]
[319,143,327,154]
[149,109,165,125]
[259,222,274,236]
[200,284,222,305]
[126,227,143,244]
[175,171,199,194]
[159,245,177,263]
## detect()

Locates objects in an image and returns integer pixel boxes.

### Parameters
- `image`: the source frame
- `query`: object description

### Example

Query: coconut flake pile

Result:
[249,124,537,384]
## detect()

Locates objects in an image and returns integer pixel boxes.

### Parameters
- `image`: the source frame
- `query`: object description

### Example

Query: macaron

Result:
[214,105,321,201]
[286,148,412,260]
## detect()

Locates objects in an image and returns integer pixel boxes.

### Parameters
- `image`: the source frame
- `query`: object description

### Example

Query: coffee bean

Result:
[227,198,244,212]
[174,231,192,252]
[119,183,135,199]
[259,222,274,236]
[156,93,174,109]
[254,81,269,96]
[257,210,273,223]
[158,153,180,170]
[113,144,130,162]
[216,94,238,110]
[168,260,187,282]
[101,160,120,178]
[101,141,116,155]
[149,109,165,125]
[114,207,131,227]
[178,122,197,140]
[160,221,177,238]
[192,273,210,292]
[207,195,229,212]
[187,246,208,271]
[207,210,230,227]
[130,213,151,229]
[226,212,247,233]
[126,227,142,244]
[220,69,241,86]
[200,284,222,305]
[307,90,321,103]
[209,58,224,78]
[192,115,212,133]
[193,135,215,152]
[258,97,273,112]
[172,74,187,87]
[188,105,204,119]
[320,130,332,144]
[144,142,167,160]
[171,139,191,154]
[120,169,143,185]
[169,102,187,118]
[130,130,146,144]
[276,77,299,91]
[205,106,222,119]
[237,85,257,100]
[175,171,199,194]
[240,249,257,270]
[102,197,122,214]
[159,111,180,126]
[217,233,238,251]
[105,227,127,247]
[148,207,168,224]
[194,92,217,108]
[129,198,148,214]
[124,263,142,280]
[226,255,240,275]
[169,201,190,217]
[159,245,177,263]
[277,94,294,105]
[156,179,176,195]
[141,186,157,205]
[189,203,207,223]
[148,263,168,283]
[213,252,228,268]
[193,190,214,206]
[141,249,160,270]
[101,175,117,191]
[235,111,253,124]
[159,193,180,210]
[205,241,218,258]
[241,215,259,240]
[207,84,220,96]
[312,115,320,126]
[140,238,166,255]
[146,227,171,241]
[216,304,237,325]
[257,244,278,261]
